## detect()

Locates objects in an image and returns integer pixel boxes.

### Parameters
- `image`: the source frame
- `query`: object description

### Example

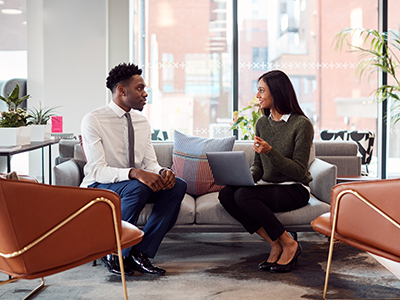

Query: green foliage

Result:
[28,105,60,125]
[0,84,31,128]
[333,27,400,123]
[230,98,263,140]
[0,108,31,127]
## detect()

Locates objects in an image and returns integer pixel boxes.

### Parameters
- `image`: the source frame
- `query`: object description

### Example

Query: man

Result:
[80,63,187,275]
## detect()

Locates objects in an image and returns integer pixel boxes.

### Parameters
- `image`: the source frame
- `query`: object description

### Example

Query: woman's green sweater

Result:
[250,114,314,185]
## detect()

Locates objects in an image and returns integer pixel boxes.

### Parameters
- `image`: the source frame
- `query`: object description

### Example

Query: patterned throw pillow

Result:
[171,131,236,196]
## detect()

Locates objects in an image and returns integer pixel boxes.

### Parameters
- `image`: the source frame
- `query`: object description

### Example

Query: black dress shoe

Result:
[125,251,166,275]
[101,255,134,276]
[270,243,303,273]
[258,260,278,271]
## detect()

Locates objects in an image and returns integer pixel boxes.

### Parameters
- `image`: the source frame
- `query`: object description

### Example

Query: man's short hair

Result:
[106,63,142,93]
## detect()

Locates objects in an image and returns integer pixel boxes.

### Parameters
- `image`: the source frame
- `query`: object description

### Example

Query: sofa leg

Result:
[289,232,297,241]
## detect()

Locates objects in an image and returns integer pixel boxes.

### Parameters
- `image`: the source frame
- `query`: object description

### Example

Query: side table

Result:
[0,140,60,184]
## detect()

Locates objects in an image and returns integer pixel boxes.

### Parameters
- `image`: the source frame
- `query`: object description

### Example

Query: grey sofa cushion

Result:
[152,141,174,168]
[195,192,241,225]
[53,159,83,186]
[275,196,330,226]
[195,192,330,228]
[136,193,196,226]
[314,140,358,156]
[309,158,337,204]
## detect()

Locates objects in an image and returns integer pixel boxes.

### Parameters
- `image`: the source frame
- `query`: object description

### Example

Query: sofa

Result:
[53,139,359,236]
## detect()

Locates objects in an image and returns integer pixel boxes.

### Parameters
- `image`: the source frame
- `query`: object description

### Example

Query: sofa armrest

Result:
[309,158,337,204]
[53,159,83,187]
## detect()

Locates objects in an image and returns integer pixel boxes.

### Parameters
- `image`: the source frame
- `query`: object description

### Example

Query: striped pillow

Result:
[171,131,236,196]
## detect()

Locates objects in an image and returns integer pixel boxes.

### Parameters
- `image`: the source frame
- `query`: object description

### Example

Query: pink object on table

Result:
[51,116,63,133]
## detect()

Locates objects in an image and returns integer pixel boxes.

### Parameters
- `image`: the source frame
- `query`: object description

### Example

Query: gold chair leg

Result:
[0,277,45,300]
[322,237,336,300]
[22,277,45,300]
[117,252,129,300]
[0,276,20,285]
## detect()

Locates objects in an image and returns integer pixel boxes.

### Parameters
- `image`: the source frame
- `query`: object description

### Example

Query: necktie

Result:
[124,112,135,168]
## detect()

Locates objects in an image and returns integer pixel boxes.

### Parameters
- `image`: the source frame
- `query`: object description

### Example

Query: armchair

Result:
[311,179,400,299]
[0,177,144,300]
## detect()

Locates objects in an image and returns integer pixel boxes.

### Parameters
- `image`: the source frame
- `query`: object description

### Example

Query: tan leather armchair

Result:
[311,179,400,299]
[0,177,144,299]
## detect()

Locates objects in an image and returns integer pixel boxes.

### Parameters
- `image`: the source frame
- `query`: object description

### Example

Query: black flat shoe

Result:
[258,260,278,271]
[270,243,303,273]
[101,255,134,276]
[125,252,166,275]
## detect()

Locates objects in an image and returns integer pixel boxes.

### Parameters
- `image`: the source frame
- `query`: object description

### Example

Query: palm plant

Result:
[333,27,400,123]
[28,103,60,125]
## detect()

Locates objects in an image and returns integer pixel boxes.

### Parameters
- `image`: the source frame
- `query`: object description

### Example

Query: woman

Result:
[219,70,314,273]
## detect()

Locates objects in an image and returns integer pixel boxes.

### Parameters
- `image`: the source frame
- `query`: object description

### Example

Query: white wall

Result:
[26,0,130,181]
[28,0,108,135]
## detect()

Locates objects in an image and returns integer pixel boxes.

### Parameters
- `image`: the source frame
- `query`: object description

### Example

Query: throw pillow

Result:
[171,131,236,196]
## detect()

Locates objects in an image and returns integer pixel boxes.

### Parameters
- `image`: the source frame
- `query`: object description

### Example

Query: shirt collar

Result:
[109,100,130,118]
[268,113,291,122]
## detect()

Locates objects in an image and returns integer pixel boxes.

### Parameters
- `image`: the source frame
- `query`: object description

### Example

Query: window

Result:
[140,0,233,138]
[131,0,397,177]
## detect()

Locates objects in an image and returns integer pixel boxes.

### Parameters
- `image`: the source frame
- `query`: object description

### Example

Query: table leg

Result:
[41,148,45,183]
[48,145,52,185]
[7,155,11,173]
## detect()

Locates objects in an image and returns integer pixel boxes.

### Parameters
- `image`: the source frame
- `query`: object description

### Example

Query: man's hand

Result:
[129,168,165,192]
[159,168,176,190]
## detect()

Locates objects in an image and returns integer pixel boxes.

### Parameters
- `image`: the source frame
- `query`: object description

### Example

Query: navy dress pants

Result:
[90,178,187,258]
[218,184,309,241]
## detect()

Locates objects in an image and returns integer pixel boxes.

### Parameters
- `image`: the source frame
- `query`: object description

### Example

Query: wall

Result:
[26,0,130,181]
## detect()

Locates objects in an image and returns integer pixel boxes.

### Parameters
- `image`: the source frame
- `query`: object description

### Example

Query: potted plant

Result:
[0,84,32,147]
[230,97,263,140]
[334,27,400,123]
[28,103,59,141]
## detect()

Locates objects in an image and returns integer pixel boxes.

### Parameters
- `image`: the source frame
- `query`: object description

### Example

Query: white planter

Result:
[30,124,52,142]
[0,126,32,147]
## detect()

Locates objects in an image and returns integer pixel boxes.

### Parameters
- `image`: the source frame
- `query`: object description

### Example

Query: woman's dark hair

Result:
[106,63,142,93]
[258,70,306,117]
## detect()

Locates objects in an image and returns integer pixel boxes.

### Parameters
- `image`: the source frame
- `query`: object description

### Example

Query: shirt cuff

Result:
[119,168,131,181]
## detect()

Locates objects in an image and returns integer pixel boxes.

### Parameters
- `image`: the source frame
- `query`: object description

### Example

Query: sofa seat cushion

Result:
[275,196,330,226]
[136,193,196,226]
[195,192,330,228]
[195,192,241,225]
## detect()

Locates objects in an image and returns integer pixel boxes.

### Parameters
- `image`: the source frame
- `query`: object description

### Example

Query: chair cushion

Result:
[171,131,235,196]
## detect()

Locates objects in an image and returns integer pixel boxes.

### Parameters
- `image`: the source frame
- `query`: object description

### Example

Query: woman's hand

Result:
[254,136,272,154]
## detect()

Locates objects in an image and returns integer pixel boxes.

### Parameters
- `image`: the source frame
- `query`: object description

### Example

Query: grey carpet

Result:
[1,232,400,300]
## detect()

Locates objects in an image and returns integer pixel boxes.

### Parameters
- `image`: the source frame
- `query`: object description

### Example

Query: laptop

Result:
[206,151,256,186]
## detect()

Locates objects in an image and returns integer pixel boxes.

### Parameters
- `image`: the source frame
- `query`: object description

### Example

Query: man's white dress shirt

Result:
[80,101,162,187]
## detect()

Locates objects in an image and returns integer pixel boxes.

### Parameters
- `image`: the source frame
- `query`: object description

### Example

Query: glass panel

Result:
[387,0,400,178]
[0,0,27,110]
[142,0,233,140]
[238,0,379,176]
[0,0,28,175]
